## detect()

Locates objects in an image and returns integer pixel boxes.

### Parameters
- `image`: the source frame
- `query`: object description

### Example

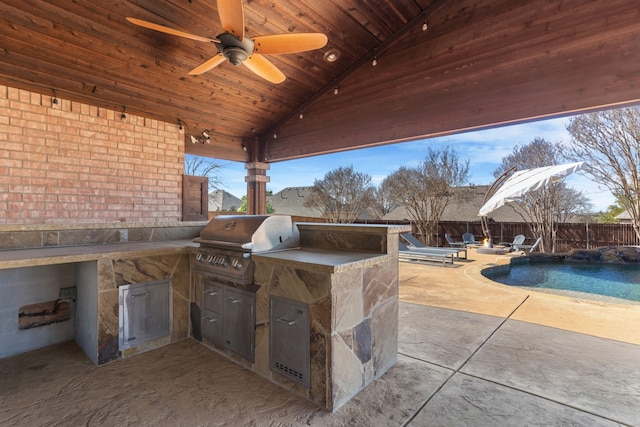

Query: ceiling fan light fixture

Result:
[223,46,248,65]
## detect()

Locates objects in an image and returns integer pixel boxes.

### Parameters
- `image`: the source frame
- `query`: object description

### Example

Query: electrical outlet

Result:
[59,286,77,299]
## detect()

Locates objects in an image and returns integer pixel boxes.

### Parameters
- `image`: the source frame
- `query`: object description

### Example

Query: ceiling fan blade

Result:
[217,0,245,41]
[126,18,219,43]
[244,54,286,84]
[252,33,328,54]
[188,54,227,75]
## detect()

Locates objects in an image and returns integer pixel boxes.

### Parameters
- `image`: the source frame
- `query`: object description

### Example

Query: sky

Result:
[213,116,616,212]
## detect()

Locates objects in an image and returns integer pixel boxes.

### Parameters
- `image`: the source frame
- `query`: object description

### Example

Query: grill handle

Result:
[129,292,150,299]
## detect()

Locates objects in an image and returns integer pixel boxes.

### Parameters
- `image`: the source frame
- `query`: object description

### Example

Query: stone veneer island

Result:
[249,223,407,411]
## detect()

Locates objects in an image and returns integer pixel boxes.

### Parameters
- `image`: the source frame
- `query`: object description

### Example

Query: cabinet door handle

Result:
[130,292,150,299]
[224,296,240,304]
[204,316,217,323]
[276,317,297,326]
[205,290,218,296]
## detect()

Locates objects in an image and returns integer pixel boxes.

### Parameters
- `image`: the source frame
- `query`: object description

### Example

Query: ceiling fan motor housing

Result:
[217,33,255,65]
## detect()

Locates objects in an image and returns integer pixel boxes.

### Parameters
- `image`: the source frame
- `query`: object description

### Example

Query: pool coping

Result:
[399,250,640,346]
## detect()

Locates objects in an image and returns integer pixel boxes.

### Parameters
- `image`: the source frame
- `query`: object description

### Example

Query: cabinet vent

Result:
[273,361,305,381]
[270,296,310,389]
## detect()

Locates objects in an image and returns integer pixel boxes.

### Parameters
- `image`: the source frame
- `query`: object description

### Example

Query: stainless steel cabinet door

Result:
[222,287,255,361]
[119,280,172,350]
[270,296,310,388]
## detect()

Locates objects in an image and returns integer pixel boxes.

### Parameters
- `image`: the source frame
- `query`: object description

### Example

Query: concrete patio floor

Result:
[2,251,640,426]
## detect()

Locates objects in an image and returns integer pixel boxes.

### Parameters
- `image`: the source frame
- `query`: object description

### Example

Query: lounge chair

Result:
[398,241,467,264]
[444,234,466,248]
[400,233,427,248]
[504,234,525,252]
[514,236,542,253]
[462,232,481,246]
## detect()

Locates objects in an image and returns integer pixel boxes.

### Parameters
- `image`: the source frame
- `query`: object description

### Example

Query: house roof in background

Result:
[209,190,243,212]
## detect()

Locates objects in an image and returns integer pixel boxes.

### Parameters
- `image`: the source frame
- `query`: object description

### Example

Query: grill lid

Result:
[194,215,298,252]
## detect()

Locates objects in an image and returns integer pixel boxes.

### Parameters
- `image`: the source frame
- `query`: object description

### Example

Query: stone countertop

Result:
[0,240,198,270]
[253,247,392,273]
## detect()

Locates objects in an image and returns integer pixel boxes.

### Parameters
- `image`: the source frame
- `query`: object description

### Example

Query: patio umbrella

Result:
[478,161,585,216]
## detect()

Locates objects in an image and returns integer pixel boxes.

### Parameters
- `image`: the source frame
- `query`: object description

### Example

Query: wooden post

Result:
[245,162,270,215]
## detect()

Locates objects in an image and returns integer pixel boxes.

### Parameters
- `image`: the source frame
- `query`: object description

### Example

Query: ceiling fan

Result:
[127,0,328,84]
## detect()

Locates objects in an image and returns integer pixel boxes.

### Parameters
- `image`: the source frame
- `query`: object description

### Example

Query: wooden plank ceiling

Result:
[1,0,639,164]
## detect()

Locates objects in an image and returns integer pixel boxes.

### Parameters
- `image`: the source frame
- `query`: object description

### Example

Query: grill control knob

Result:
[196,253,204,262]
[220,257,229,267]
[232,259,243,270]
[207,255,214,263]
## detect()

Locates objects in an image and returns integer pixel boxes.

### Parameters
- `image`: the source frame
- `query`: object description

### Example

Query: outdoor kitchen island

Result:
[252,222,409,411]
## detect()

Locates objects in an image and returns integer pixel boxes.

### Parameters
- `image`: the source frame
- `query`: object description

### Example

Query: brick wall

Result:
[0,85,184,224]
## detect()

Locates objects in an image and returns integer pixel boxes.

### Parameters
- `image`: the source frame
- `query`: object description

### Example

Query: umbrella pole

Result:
[480,167,517,246]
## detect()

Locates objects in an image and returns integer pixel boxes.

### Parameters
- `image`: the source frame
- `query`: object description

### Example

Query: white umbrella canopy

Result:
[478,162,585,216]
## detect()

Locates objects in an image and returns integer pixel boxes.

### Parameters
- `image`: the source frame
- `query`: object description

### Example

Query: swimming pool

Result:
[482,260,640,302]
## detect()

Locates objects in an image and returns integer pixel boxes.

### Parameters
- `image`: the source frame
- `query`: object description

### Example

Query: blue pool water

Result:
[482,261,640,302]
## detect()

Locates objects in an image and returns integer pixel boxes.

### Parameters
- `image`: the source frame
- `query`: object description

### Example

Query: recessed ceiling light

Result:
[323,49,340,63]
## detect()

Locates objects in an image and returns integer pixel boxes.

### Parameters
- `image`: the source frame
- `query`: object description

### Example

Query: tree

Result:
[305,166,374,223]
[494,138,591,252]
[184,154,228,192]
[238,191,274,214]
[598,202,626,224]
[384,146,470,245]
[372,179,401,219]
[566,107,640,239]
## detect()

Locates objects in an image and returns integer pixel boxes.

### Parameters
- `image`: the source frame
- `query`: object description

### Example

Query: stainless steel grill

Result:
[193,215,299,362]
[193,215,298,285]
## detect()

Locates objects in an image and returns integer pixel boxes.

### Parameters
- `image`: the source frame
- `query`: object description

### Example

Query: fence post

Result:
[585,223,589,249]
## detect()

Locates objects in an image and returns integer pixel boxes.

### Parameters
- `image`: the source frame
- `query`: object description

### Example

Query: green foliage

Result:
[238,196,247,212]
[597,204,625,224]
[237,194,274,213]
